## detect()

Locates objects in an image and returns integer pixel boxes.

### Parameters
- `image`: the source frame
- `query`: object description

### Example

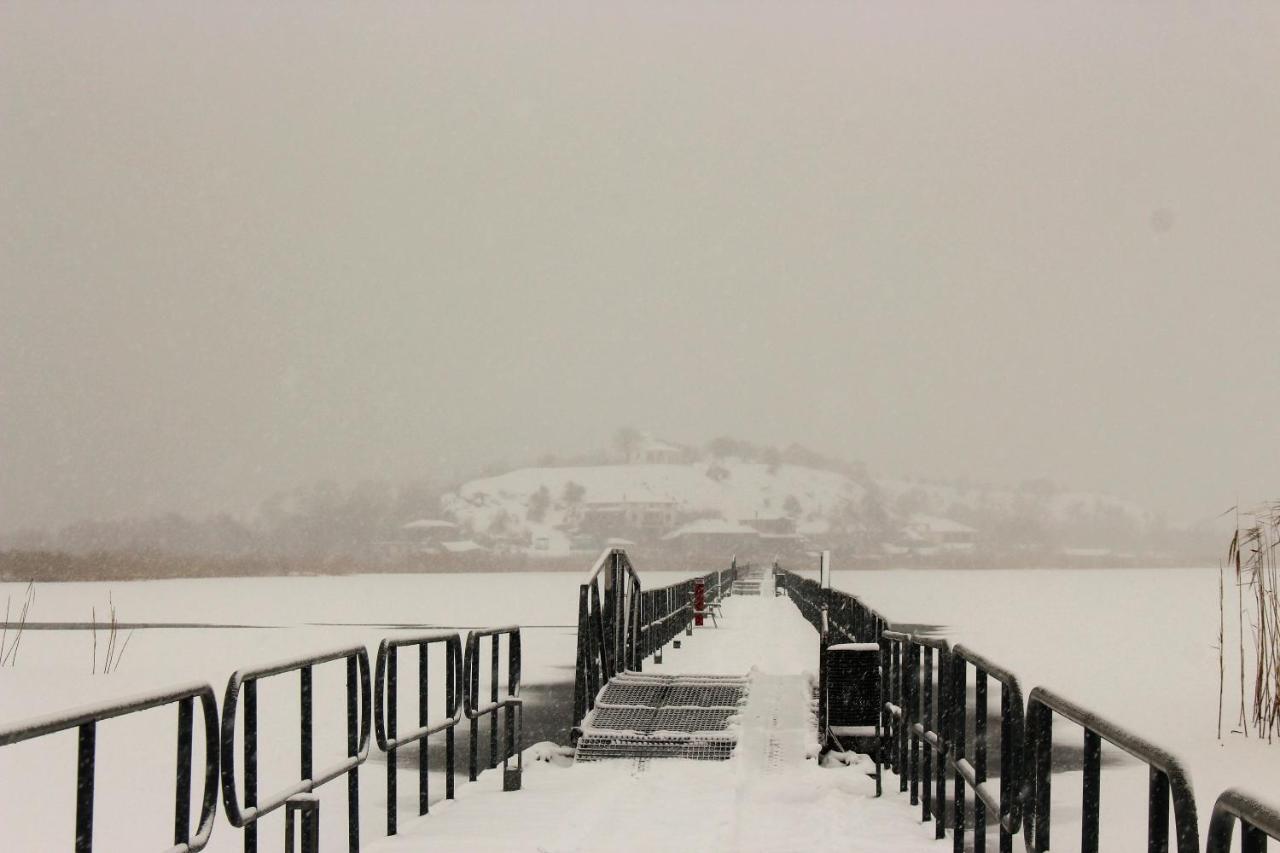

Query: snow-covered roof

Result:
[639,437,682,453]
[403,519,457,530]
[583,489,678,506]
[907,515,976,534]
[662,518,760,540]
[441,539,483,553]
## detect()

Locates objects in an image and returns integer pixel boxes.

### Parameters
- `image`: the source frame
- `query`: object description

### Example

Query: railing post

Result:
[244,679,257,853]
[1149,768,1170,853]
[446,644,457,800]
[908,645,919,808]
[1083,728,1101,853]
[975,669,988,853]
[936,646,948,841]
[953,656,966,853]
[347,654,360,853]
[1000,686,1013,853]
[572,584,590,733]
[1033,705,1053,852]
[468,634,479,782]
[386,646,398,834]
[922,646,934,821]
[175,697,193,847]
[489,637,500,771]
[75,722,95,853]
[418,644,429,817]
[300,665,315,853]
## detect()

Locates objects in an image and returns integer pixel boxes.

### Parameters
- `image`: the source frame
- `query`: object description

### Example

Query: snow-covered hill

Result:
[442,461,863,547]
[439,460,1159,555]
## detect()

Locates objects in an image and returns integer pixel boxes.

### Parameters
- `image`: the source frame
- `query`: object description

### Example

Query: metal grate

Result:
[651,707,738,733]
[575,734,738,762]
[585,707,657,732]
[599,681,669,707]
[664,685,744,708]
[575,674,748,762]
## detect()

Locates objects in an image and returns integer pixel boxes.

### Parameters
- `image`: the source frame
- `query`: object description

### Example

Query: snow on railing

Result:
[1024,685,1199,853]
[374,631,463,836]
[881,631,956,843]
[571,549,737,736]
[781,558,1213,853]
[0,682,220,853]
[1205,788,1280,853]
[220,645,373,853]
[462,626,522,789]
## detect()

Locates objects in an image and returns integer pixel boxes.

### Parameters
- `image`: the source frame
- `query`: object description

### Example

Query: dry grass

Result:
[1225,502,1280,740]
[0,580,35,666]
[91,591,132,675]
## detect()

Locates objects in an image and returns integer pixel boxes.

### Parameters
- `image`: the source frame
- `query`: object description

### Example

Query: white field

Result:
[0,565,1271,852]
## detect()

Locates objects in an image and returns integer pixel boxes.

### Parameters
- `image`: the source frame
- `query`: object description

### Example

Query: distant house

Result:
[628,435,685,465]
[662,518,761,553]
[741,515,796,536]
[567,486,680,537]
[374,519,459,559]
[441,539,484,554]
[901,515,977,551]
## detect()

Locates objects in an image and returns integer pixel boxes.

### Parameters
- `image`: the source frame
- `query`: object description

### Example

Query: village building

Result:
[567,486,680,538]
[374,518,460,559]
[628,435,685,465]
[661,518,762,554]
[900,515,978,551]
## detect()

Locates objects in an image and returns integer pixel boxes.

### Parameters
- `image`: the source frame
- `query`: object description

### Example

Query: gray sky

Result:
[3,2,1279,533]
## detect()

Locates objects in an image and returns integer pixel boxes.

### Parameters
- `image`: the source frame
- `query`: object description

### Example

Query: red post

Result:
[694,580,706,627]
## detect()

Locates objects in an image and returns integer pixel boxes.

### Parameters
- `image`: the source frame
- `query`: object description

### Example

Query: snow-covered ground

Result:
[0,564,1271,851]
[369,589,940,853]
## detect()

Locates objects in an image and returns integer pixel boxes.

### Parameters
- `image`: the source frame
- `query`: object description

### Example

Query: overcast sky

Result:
[3,2,1279,533]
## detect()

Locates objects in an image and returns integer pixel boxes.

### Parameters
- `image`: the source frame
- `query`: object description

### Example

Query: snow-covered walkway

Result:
[367,584,947,852]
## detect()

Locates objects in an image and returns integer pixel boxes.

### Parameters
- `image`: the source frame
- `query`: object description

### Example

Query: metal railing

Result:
[374,631,463,836]
[1206,789,1280,853]
[0,682,220,853]
[950,643,1025,853]
[573,548,641,732]
[845,623,1202,853]
[572,548,737,733]
[463,626,522,787]
[775,567,888,644]
[220,645,372,853]
[1024,685,1199,853]
[882,630,952,840]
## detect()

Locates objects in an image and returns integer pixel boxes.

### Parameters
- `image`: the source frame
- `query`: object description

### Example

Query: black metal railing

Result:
[463,626,522,787]
[573,548,641,731]
[881,630,951,840]
[572,548,737,734]
[220,645,372,853]
[1206,788,1280,853]
[0,682,220,853]
[775,566,887,644]
[1023,685,1199,853]
[950,643,1025,853]
[374,631,463,836]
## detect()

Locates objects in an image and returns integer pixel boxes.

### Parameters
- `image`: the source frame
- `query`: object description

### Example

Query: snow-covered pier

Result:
[368,570,931,853]
[4,550,1280,852]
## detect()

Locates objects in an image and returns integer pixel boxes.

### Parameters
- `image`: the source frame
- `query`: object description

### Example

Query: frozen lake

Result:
[0,564,1261,851]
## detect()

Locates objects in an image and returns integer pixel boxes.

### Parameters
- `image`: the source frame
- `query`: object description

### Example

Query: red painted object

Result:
[694,580,706,626]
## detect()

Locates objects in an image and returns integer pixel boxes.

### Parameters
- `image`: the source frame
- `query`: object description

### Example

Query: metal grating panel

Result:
[664,685,745,708]
[575,674,749,762]
[575,734,738,762]
[585,706,657,732]
[599,681,669,707]
[651,707,738,733]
